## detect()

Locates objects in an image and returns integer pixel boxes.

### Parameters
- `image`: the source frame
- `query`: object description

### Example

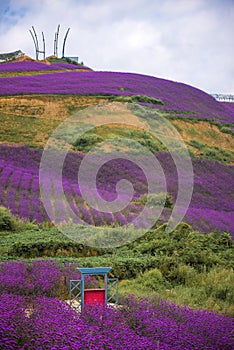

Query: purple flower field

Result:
[0,60,233,234]
[0,144,233,236]
[0,69,233,123]
[0,60,234,349]
[0,60,90,72]
[0,260,233,350]
[220,102,234,120]
[0,260,97,297]
[0,293,233,349]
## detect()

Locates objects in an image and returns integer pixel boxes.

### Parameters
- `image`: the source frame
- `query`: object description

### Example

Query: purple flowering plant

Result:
[0,290,233,349]
[0,144,233,236]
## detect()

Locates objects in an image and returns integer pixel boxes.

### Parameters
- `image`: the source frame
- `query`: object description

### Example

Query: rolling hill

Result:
[0,59,233,236]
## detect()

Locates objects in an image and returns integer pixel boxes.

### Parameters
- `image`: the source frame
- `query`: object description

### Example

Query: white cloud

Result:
[0,0,233,94]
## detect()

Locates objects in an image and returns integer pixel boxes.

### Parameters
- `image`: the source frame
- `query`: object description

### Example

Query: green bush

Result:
[199,267,234,303]
[139,268,164,291]
[76,255,160,279]
[188,139,204,150]
[73,134,104,152]
[0,206,16,231]
[135,193,173,208]
[0,206,38,233]
[171,264,198,286]
[111,95,164,105]
[188,139,234,163]
[10,240,101,259]
[147,193,173,208]
[220,126,234,136]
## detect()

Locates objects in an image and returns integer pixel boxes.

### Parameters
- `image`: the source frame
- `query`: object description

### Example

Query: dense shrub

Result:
[0,206,16,231]
[111,94,164,105]
[199,267,234,303]
[10,240,101,258]
[220,126,234,136]
[135,193,174,208]
[188,140,234,163]
[139,268,164,291]
[73,134,104,152]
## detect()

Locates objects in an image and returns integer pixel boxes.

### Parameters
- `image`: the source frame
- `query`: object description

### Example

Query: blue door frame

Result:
[69,267,118,311]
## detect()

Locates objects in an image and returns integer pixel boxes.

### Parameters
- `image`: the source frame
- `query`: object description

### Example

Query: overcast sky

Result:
[0,0,233,94]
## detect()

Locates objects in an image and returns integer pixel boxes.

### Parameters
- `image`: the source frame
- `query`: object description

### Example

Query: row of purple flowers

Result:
[0,70,233,123]
[0,260,97,297]
[0,292,233,349]
[0,144,233,235]
[0,60,90,72]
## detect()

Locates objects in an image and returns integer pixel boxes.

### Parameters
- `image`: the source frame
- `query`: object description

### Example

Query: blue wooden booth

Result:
[70,267,118,311]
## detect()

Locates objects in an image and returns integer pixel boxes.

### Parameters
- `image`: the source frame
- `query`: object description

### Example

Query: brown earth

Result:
[0,96,233,158]
[171,119,234,152]
[0,95,108,147]
[0,95,107,120]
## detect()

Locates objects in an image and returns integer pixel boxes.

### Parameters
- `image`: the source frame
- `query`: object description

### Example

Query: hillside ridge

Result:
[0,59,233,235]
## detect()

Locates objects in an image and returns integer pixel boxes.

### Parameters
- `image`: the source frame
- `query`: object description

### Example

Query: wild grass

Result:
[119,266,234,316]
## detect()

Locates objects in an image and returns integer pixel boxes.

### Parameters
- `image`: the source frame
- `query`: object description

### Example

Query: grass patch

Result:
[72,125,166,153]
[188,140,234,163]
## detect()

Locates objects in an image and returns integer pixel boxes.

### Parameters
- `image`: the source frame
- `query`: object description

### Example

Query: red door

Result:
[84,289,105,306]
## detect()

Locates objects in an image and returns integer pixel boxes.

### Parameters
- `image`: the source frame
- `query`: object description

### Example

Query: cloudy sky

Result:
[0,0,233,94]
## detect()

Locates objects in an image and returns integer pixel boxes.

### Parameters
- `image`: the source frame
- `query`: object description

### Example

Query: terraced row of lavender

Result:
[0,144,233,235]
[0,60,90,72]
[0,69,233,123]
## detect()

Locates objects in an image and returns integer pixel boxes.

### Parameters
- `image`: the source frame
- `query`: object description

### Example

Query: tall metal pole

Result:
[54,33,56,56]
[53,24,60,57]
[62,28,70,58]
[29,29,38,60]
[56,24,60,57]
[32,26,39,60]
[42,32,45,60]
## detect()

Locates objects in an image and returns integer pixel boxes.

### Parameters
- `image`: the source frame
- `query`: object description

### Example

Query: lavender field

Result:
[0,144,233,236]
[0,260,233,350]
[1,294,233,350]
[0,68,233,123]
[0,59,234,349]
[0,60,233,233]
